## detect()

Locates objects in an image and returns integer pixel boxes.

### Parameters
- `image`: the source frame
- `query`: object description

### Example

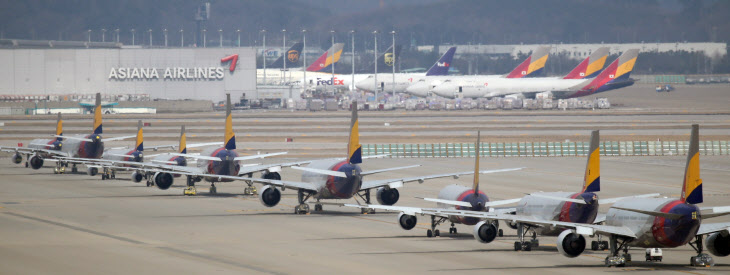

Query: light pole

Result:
[218,29,223,47]
[373,30,378,102]
[261,30,266,85]
[236,29,241,47]
[101,29,106,42]
[163,28,168,47]
[390,30,396,98]
[331,30,336,92]
[302,29,307,92]
[87,29,91,43]
[180,29,184,47]
[282,29,287,84]
[148,29,153,46]
[131,29,135,45]
[202,29,207,48]
[115,29,120,43]
[351,30,355,91]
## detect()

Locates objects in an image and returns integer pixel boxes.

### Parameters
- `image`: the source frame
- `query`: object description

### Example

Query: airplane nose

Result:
[406,83,428,97]
[355,79,374,92]
[431,85,454,98]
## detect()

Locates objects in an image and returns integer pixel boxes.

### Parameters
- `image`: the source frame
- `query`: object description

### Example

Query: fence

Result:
[362,141,729,158]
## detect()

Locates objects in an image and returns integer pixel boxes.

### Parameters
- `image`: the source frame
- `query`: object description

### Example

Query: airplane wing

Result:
[696,222,730,236]
[360,165,421,176]
[419,197,522,208]
[1,146,69,157]
[343,203,461,219]
[598,193,662,204]
[359,167,524,191]
[237,160,315,176]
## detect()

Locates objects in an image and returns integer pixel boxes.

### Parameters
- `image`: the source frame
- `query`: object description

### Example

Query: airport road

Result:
[0,155,728,274]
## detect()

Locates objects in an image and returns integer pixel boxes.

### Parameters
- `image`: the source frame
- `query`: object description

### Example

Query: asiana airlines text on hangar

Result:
[0,47,256,102]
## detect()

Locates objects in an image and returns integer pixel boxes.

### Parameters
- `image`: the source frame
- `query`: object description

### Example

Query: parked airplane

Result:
[257,43,344,84]
[304,44,403,91]
[0,93,135,172]
[444,125,730,267]
[429,49,638,100]
[402,46,559,97]
[344,131,523,237]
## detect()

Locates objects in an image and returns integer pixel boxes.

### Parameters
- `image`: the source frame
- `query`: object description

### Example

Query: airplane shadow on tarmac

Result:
[432,263,729,272]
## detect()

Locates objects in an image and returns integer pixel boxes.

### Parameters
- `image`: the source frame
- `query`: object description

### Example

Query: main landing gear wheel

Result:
[209,184,217,194]
[449,226,458,235]
[426,215,446,237]
[314,204,323,212]
[514,241,532,251]
[243,184,257,196]
[72,164,78,173]
[513,222,535,251]
[498,229,504,237]
[605,235,630,267]
[427,230,433,238]
[689,235,714,267]
[295,190,312,215]
[361,207,375,214]
[184,186,197,196]
[356,189,375,214]
[294,204,310,214]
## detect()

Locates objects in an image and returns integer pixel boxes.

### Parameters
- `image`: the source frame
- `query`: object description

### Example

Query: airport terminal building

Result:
[0,43,256,102]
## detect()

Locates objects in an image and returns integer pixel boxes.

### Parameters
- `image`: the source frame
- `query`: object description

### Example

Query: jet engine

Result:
[398,213,417,230]
[262,171,281,180]
[506,221,519,230]
[153,172,174,190]
[12,153,22,164]
[557,230,586,258]
[258,185,281,207]
[131,171,144,183]
[706,232,730,257]
[29,155,44,170]
[87,167,98,176]
[376,187,400,205]
[473,220,498,243]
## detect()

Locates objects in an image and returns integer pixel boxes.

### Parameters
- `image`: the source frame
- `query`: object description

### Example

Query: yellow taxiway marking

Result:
[246,134,252,136]
[465,133,471,136]
[520,134,528,136]
[205,120,211,122]
[0,206,4,209]
[574,133,581,136]
[108,119,114,122]
[301,134,307,136]
[190,135,197,137]
[254,120,259,122]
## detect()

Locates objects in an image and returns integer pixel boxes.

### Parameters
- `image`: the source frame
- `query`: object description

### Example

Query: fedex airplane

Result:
[256,43,344,84]
[405,46,610,97]
[430,49,638,100]
[303,44,403,91]
[1,93,134,172]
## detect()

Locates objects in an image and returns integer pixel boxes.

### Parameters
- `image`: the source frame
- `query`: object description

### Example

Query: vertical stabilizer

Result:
[563,47,610,79]
[570,49,640,97]
[347,101,362,164]
[306,43,345,72]
[224,94,236,150]
[93,93,103,135]
[55,112,63,140]
[135,120,144,152]
[681,124,702,204]
[425,47,456,76]
[505,46,550,78]
[179,125,187,154]
[473,131,481,194]
[269,42,304,68]
[582,130,600,192]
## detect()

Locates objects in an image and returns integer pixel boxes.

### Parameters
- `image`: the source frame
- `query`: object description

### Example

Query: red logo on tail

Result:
[221,54,238,72]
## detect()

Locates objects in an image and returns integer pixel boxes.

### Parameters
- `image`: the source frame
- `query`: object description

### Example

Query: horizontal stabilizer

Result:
[612,206,683,219]
[360,165,421,176]
[169,153,222,161]
[29,143,55,148]
[598,193,661,204]
[362,154,390,159]
[700,206,730,219]
[420,197,473,207]
[290,166,347,178]
[53,135,93,142]
[187,142,224,149]
[102,135,137,142]
[529,193,587,204]
[233,152,287,161]
[151,160,178,165]
[108,153,137,158]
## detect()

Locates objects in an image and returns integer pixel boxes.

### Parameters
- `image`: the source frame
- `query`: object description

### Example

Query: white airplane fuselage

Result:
[301,159,362,200]
[517,191,599,236]
[605,198,700,248]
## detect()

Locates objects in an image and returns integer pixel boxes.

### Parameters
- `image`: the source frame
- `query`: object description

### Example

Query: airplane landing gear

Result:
[243,181,258,196]
[427,215,446,237]
[314,202,323,212]
[356,189,375,214]
[209,183,217,194]
[295,190,313,214]
[689,235,714,267]
[592,234,609,251]
[71,164,78,173]
[449,223,458,234]
[184,176,197,196]
[605,235,631,267]
[513,223,538,251]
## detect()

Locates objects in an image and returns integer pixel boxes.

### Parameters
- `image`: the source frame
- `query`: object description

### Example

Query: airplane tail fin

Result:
[135,120,144,152]
[681,124,702,204]
[179,125,187,154]
[93,93,103,135]
[224,93,236,150]
[55,112,63,140]
[347,101,362,164]
[563,47,610,79]
[582,130,600,193]
[472,131,481,194]
[376,44,401,73]
[306,43,344,72]
[269,42,304,68]
[505,46,550,78]
[425,47,456,76]
[571,49,639,97]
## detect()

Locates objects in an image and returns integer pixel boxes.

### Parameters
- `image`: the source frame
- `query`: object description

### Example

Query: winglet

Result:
[473,131,481,193]
[179,125,187,154]
[224,94,236,150]
[135,120,144,152]
[681,124,702,204]
[347,101,362,164]
[582,130,600,192]
[55,112,63,140]
[425,47,456,76]
[563,47,610,79]
[93,93,103,135]
[506,46,550,78]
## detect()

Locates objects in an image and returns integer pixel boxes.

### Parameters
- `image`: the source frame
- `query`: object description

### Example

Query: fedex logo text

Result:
[437,62,450,67]
[316,77,345,86]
